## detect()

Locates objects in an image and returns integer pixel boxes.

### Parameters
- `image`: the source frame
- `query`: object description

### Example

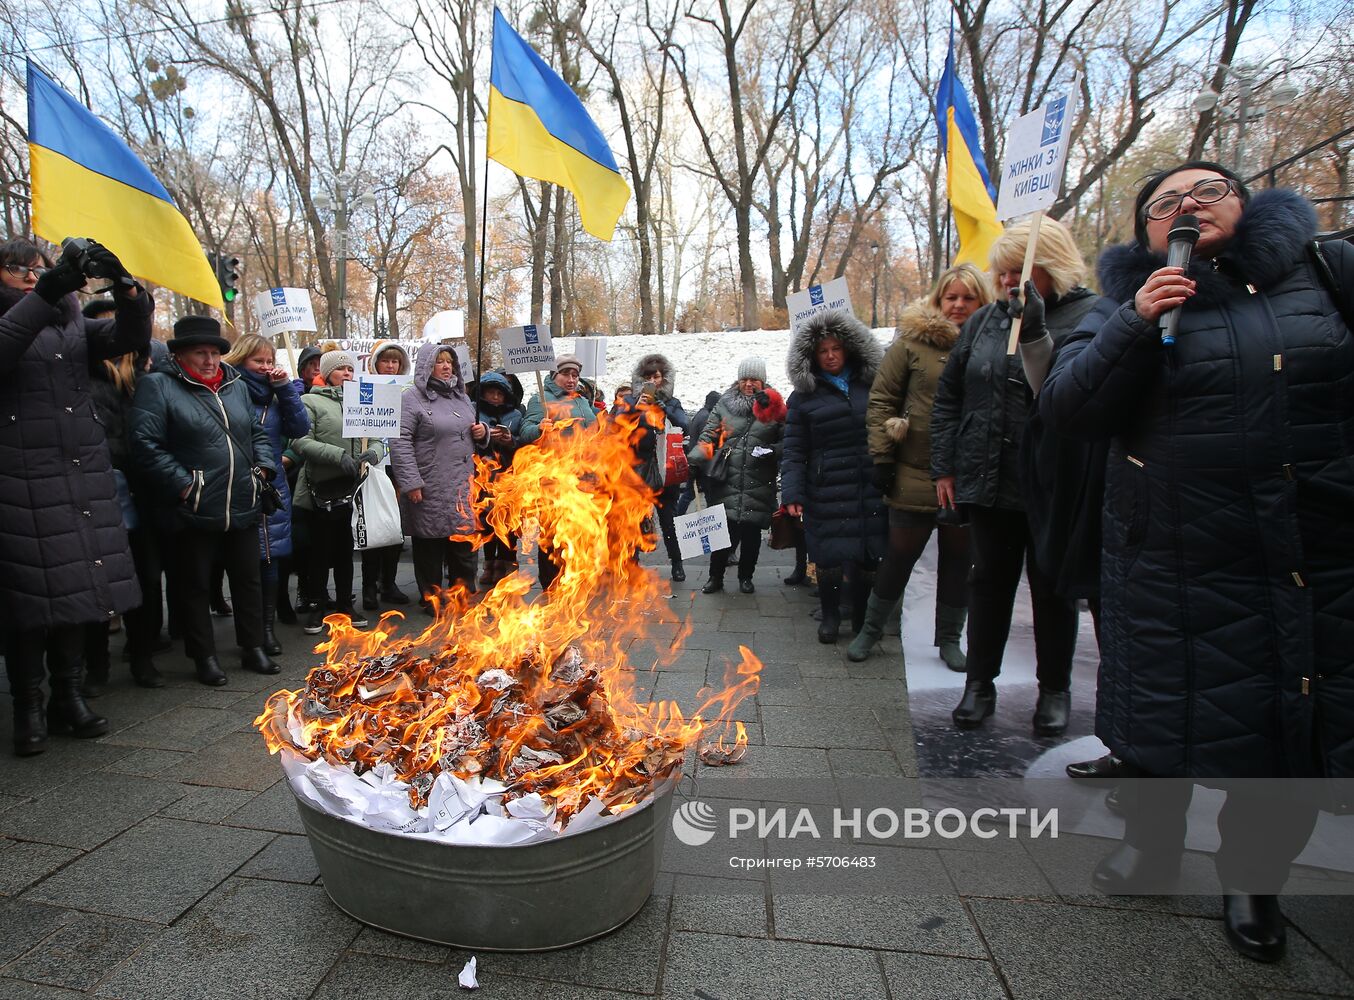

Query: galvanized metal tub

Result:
[293,783,673,951]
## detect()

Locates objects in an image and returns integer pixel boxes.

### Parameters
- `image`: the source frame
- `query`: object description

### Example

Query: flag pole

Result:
[473,24,495,431]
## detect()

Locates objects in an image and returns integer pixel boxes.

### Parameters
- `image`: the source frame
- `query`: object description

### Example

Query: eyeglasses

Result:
[1143,178,1236,221]
[3,264,48,279]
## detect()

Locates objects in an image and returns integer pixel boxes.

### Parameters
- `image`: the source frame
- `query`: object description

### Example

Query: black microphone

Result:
[1160,214,1200,346]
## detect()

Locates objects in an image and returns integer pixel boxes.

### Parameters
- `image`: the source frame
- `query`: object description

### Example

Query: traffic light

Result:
[206,251,241,304]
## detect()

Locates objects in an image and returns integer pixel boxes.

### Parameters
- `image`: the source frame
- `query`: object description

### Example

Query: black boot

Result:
[362,582,379,611]
[817,569,842,644]
[129,654,165,689]
[1066,753,1127,782]
[784,546,808,586]
[47,648,109,740]
[241,647,280,675]
[1092,843,1181,894]
[194,655,227,687]
[671,559,686,582]
[82,640,111,698]
[952,680,996,729]
[1223,893,1286,963]
[276,558,298,624]
[1032,688,1071,737]
[5,638,48,756]
[261,575,283,656]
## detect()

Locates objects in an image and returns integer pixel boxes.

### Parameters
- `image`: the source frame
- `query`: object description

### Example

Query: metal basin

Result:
[293,782,673,951]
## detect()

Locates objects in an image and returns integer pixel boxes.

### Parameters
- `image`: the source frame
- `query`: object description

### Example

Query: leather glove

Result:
[33,258,86,304]
[871,463,897,495]
[1011,280,1048,343]
[81,240,133,283]
[338,454,360,477]
[754,390,770,408]
[358,447,382,467]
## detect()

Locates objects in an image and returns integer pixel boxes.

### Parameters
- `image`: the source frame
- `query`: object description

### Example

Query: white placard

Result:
[422,309,464,342]
[342,377,403,438]
[452,343,475,383]
[361,372,414,387]
[674,503,732,560]
[996,83,1079,221]
[573,336,607,378]
[498,324,556,373]
[787,277,853,334]
[254,288,317,338]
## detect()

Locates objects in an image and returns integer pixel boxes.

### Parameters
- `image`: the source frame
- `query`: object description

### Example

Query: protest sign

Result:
[254,288,317,338]
[995,84,1078,222]
[498,324,556,374]
[422,310,465,342]
[674,503,732,560]
[342,377,403,438]
[572,336,607,378]
[787,277,853,334]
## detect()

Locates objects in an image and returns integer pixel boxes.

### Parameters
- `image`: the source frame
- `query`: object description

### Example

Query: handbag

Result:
[768,505,803,550]
[351,466,403,550]
[707,445,731,483]
[663,426,690,487]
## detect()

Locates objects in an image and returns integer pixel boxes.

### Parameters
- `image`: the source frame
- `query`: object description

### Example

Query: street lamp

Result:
[870,241,881,329]
[1192,62,1301,175]
[313,172,376,340]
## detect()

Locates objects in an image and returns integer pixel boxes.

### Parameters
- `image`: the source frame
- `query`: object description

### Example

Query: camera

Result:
[58,237,135,293]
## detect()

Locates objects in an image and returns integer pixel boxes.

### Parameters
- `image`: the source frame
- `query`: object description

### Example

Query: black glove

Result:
[81,240,133,283]
[358,447,382,467]
[1011,280,1048,343]
[871,463,897,494]
[338,454,360,477]
[33,258,86,304]
[754,390,770,408]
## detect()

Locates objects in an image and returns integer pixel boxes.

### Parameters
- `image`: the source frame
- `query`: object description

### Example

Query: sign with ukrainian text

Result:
[498,323,556,374]
[254,287,317,338]
[674,503,732,560]
[995,84,1079,221]
[342,377,403,438]
[787,277,853,335]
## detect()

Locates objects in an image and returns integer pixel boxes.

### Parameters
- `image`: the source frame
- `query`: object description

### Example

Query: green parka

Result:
[866,304,960,512]
[687,385,783,527]
[519,373,597,443]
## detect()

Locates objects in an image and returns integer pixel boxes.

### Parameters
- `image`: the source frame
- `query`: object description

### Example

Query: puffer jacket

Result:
[781,309,887,567]
[366,340,411,376]
[0,287,152,629]
[1041,188,1354,782]
[291,385,386,511]
[476,370,525,469]
[689,385,784,527]
[389,345,477,538]
[930,287,1098,509]
[867,305,959,512]
[520,373,598,443]
[130,357,276,533]
[240,369,310,558]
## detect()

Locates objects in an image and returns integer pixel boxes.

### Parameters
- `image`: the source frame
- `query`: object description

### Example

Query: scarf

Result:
[427,377,455,398]
[820,365,852,397]
[240,367,275,405]
[181,362,224,393]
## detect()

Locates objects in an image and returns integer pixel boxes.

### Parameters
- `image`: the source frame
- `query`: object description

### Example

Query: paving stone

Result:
[0,840,81,896]
[0,978,85,998]
[94,878,359,1000]
[761,705,889,750]
[1182,914,1354,996]
[100,748,190,777]
[169,731,278,791]
[4,913,155,991]
[0,772,185,850]
[670,874,769,938]
[349,926,448,964]
[879,952,1007,1000]
[969,896,1254,999]
[0,792,28,814]
[0,740,139,799]
[773,890,984,957]
[1286,896,1354,975]
[662,930,889,999]
[102,704,242,752]
[939,847,1058,898]
[220,778,306,835]
[803,676,907,708]
[156,786,257,824]
[0,898,77,964]
[828,748,905,777]
[237,834,320,884]
[314,954,638,999]
[27,817,272,923]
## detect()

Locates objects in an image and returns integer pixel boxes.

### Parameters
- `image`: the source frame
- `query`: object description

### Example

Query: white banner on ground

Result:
[787,277,853,334]
[573,336,607,378]
[674,503,732,560]
[996,82,1079,221]
[254,288,317,338]
[498,324,556,373]
[342,377,403,438]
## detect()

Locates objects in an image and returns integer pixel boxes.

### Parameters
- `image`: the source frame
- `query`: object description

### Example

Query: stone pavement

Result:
[2,545,1353,999]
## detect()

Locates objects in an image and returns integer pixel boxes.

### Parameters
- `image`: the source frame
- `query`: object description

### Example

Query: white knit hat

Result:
[736,356,767,381]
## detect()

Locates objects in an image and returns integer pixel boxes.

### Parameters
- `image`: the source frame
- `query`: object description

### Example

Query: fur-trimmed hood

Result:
[1098,188,1319,305]
[630,352,675,395]
[893,303,959,350]
[366,339,410,375]
[412,341,469,400]
[786,307,884,394]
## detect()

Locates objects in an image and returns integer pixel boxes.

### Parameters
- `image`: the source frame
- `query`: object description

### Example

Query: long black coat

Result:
[1042,189,1354,781]
[0,286,152,630]
[781,309,887,568]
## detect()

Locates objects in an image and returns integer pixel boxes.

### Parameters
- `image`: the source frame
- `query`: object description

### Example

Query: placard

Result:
[674,503,732,560]
[996,83,1079,221]
[498,324,556,373]
[254,287,317,338]
[572,336,607,378]
[342,377,403,437]
[422,309,464,342]
[787,277,853,334]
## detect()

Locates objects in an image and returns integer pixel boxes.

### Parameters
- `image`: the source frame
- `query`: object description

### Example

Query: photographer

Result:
[0,237,151,756]
[129,316,280,687]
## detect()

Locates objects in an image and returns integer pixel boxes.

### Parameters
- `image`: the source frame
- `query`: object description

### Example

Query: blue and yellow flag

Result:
[934,35,1002,268]
[486,8,630,242]
[26,61,223,311]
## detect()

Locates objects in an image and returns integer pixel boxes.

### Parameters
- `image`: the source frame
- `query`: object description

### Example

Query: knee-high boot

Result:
[848,570,873,636]
[847,592,901,663]
[261,569,283,656]
[4,632,48,756]
[45,630,108,741]
[934,603,968,672]
[817,568,843,644]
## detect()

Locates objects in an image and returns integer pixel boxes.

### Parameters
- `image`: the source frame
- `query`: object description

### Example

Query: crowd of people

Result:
[3,160,1351,964]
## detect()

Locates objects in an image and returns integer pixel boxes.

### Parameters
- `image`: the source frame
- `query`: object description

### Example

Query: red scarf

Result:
[180,363,224,393]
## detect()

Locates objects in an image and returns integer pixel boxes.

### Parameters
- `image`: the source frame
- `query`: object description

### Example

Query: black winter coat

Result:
[781,309,887,568]
[130,360,276,533]
[931,288,1098,509]
[1042,189,1354,781]
[0,287,152,630]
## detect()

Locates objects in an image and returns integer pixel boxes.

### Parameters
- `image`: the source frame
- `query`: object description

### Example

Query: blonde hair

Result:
[988,217,1086,297]
[928,263,994,311]
[102,353,140,398]
[223,333,274,369]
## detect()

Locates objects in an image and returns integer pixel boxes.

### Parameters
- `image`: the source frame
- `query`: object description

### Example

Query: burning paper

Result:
[256,410,760,842]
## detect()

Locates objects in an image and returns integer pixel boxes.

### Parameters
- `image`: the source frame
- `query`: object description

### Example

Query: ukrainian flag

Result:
[27,61,223,311]
[487,8,630,242]
[934,35,1002,268]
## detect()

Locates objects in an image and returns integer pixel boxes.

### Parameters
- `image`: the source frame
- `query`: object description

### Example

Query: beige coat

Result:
[866,305,959,512]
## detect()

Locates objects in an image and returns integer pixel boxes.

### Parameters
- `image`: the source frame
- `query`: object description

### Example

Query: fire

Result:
[255,407,761,826]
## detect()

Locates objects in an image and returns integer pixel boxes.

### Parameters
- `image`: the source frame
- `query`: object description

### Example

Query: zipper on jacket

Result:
[215,392,235,531]
[191,470,206,513]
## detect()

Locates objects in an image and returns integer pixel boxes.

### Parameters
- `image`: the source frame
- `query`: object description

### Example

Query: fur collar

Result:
[893,304,959,349]
[0,285,80,325]
[1098,188,1318,304]
[786,307,884,394]
[720,384,754,417]
[630,352,675,394]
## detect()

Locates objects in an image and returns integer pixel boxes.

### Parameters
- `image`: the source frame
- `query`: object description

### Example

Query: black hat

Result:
[168,315,230,353]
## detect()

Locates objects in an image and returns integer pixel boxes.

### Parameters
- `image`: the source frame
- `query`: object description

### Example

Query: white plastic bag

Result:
[352,467,403,550]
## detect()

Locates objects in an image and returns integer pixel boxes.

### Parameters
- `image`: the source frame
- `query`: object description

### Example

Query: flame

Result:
[255,408,760,825]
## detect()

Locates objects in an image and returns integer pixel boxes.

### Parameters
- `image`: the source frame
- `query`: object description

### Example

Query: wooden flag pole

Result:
[1007,209,1045,354]
[282,330,298,378]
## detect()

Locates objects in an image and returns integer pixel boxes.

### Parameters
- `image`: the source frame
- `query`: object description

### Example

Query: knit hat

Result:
[297,345,323,371]
[168,315,230,354]
[555,354,583,374]
[319,349,358,382]
[736,356,767,382]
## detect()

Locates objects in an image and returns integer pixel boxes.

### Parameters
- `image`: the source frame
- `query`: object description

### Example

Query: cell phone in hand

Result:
[637,380,657,403]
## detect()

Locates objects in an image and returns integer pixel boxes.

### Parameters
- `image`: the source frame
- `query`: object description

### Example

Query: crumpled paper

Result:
[458,956,478,990]
[281,749,652,846]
